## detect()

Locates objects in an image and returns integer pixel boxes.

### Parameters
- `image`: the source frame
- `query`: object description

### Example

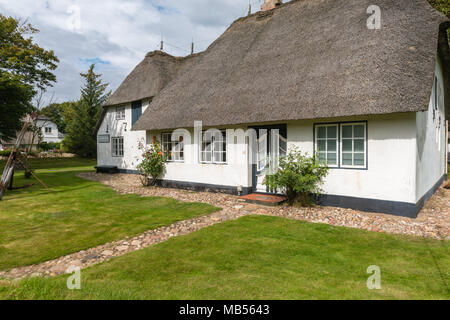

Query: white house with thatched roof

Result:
[95,0,449,217]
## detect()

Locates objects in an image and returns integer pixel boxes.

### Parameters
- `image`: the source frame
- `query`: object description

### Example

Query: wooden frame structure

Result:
[0,114,50,200]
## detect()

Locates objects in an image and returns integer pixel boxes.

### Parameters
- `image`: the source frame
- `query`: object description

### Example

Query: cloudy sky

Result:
[0,0,272,103]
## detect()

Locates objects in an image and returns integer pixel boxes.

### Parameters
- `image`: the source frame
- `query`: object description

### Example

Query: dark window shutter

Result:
[132,100,142,126]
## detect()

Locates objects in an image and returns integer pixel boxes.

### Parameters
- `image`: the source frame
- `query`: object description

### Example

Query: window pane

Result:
[342,153,352,165]
[354,153,365,166]
[318,152,326,164]
[342,139,352,152]
[327,126,337,139]
[354,139,364,152]
[342,125,353,138]
[214,152,223,163]
[327,139,337,152]
[327,152,337,165]
[214,141,223,152]
[318,140,326,152]
[318,127,326,139]
[354,125,365,138]
[203,132,213,141]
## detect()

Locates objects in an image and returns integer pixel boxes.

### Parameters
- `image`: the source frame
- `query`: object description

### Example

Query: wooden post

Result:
[15,158,52,193]
[7,167,14,190]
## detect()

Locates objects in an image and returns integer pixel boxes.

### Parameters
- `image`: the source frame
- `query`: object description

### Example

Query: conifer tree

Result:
[65,64,109,157]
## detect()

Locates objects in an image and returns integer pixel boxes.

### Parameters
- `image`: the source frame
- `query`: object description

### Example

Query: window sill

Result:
[199,162,228,165]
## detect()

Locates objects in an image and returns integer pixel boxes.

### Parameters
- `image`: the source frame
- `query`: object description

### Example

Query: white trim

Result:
[111,136,124,157]
[116,106,126,120]
[315,124,338,168]
[199,130,227,165]
[161,132,185,163]
[339,122,367,169]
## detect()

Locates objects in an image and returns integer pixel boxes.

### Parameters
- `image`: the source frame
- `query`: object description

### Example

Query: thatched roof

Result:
[104,51,198,107]
[1,132,38,147]
[131,0,448,131]
[94,51,198,133]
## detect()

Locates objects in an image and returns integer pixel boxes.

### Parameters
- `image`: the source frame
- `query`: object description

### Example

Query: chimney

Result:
[261,0,282,12]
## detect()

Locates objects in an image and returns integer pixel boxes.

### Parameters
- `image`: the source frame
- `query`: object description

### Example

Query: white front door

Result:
[255,132,268,193]
[253,126,287,194]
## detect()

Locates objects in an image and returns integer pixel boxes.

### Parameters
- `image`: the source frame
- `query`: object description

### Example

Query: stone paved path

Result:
[0,173,448,280]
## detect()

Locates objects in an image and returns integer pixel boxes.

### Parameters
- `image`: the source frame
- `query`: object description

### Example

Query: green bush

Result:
[38,142,61,151]
[0,149,11,157]
[263,147,329,206]
[136,141,167,186]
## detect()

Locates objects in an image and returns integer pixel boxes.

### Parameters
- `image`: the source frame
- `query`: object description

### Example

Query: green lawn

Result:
[1,216,448,300]
[0,158,219,271]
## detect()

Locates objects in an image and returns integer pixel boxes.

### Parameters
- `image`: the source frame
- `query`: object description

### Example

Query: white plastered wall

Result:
[415,56,447,202]
[287,114,417,203]
[145,127,250,188]
[97,100,150,170]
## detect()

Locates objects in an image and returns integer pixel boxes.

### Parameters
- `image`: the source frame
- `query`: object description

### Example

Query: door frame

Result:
[248,124,287,194]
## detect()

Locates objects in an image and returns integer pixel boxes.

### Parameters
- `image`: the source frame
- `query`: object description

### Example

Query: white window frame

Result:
[199,130,227,164]
[161,133,184,162]
[111,137,124,157]
[45,127,52,133]
[116,106,126,120]
[315,124,338,168]
[340,122,367,169]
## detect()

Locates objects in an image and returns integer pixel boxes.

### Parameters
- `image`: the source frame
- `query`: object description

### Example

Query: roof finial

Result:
[248,0,251,15]
[191,37,194,55]
[160,35,164,51]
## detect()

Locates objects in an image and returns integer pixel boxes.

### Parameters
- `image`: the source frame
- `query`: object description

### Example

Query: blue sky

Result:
[0,0,271,103]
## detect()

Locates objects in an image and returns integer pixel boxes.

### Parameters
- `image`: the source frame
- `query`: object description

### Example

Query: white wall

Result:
[146,128,250,188]
[97,100,149,170]
[103,114,420,203]
[37,119,62,143]
[415,56,447,202]
[287,114,417,203]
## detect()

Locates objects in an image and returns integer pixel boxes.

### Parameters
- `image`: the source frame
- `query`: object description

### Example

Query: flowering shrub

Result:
[137,140,167,186]
[263,147,329,206]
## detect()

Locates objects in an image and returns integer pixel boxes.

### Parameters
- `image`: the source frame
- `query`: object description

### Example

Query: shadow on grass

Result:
[2,170,95,201]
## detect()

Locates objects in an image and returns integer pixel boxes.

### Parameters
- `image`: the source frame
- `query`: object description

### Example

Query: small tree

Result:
[136,140,167,186]
[263,147,329,206]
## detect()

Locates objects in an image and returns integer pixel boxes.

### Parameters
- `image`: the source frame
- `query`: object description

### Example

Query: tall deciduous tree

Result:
[65,64,109,158]
[0,14,58,140]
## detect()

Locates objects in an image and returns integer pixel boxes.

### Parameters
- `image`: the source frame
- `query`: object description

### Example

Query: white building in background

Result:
[1,115,65,151]
[95,0,449,218]
[36,115,65,144]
